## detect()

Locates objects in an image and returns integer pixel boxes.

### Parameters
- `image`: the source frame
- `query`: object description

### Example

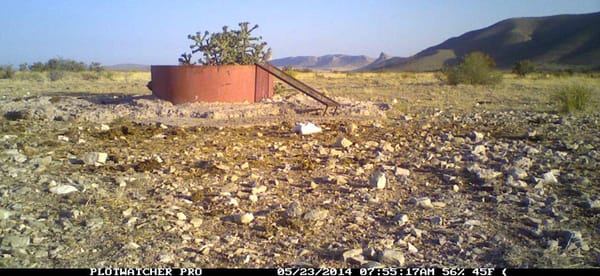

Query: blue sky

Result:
[1,0,599,66]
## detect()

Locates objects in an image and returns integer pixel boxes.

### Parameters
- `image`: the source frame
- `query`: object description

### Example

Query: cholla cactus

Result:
[179,22,271,66]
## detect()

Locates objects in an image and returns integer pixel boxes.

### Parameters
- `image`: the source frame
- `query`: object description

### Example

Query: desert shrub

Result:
[283,66,299,78]
[442,52,502,85]
[80,71,100,80]
[512,60,535,76]
[48,70,65,81]
[16,72,45,82]
[0,65,15,79]
[273,82,286,94]
[101,71,116,80]
[552,84,593,113]
[18,63,28,72]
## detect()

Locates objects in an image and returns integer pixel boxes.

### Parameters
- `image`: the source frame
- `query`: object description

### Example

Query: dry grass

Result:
[282,71,600,115]
[2,70,598,116]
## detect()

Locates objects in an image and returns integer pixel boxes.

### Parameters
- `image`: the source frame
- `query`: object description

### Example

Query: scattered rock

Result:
[123,242,141,250]
[303,209,329,221]
[82,152,108,166]
[286,201,303,218]
[158,254,175,263]
[342,248,363,261]
[49,185,78,195]
[393,213,409,225]
[176,212,187,221]
[394,167,410,177]
[407,242,418,254]
[468,131,484,143]
[509,167,528,180]
[430,216,443,225]
[293,122,322,135]
[237,213,254,224]
[585,198,600,210]
[335,137,353,148]
[542,171,559,184]
[0,208,12,220]
[412,197,434,209]
[369,170,387,190]
[1,235,30,248]
[379,249,405,266]
[190,218,203,227]
[251,185,267,195]
[465,220,482,227]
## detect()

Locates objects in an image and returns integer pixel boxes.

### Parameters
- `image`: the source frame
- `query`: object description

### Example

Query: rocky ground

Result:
[0,92,599,268]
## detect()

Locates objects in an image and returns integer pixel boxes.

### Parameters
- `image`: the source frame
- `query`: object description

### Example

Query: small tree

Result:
[179,22,271,66]
[18,63,28,72]
[512,60,535,76]
[0,65,15,79]
[443,52,502,85]
[89,62,104,72]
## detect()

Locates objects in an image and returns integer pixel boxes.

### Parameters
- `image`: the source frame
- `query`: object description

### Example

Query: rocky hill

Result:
[361,12,600,71]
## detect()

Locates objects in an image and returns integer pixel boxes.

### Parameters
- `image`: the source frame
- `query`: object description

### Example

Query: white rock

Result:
[122,208,133,217]
[251,185,267,195]
[472,145,486,155]
[82,152,108,166]
[542,171,558,184]
[465,219,482,226]
[394,213,409,225]
[335,137,353,148]
[412,197,434,209]
[176,212,187,221]
[452,185,460,192]
[238,213,254,224]
[379,249,405,266]
[99,124,110,131]
[123,242,140,250]
[49,185,78,195]
[394,167,410,177]
[509,167,529,180]
[57,135,70,142]
[293,122,322,135]
[342,249,364,261]
[407,242,418,254]
[190,218,203,227]
[249,194,258,202]
[370,171,387,190]
[158,254,175,263]
[0,208,12,220]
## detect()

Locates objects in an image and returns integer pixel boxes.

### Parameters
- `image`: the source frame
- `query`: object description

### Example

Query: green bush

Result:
[48,70,65,81]
[512,60,535,76]
[443,52,502,85]
[273,82,286,94]
[0,65,15,79]
[552,85,593,113]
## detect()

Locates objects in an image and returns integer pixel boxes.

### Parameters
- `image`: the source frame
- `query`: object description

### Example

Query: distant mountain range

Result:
[272,11,600,72]
[270,54,375,71]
